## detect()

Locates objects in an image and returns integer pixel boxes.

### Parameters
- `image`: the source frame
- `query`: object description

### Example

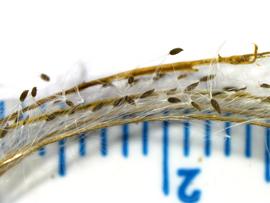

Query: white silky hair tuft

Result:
[1,50,270,175]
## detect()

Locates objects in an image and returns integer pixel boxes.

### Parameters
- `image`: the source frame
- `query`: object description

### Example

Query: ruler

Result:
[1,100,270,203]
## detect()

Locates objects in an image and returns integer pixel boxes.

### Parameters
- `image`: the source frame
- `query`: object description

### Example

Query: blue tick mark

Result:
[58,139,66,176]
[265,128,270,182]
[224,121,231,157]
[100,128,108,156]
[0,101,4,119]
[38,147,46,156]
[245,124,252,158]
[204,120,211,157]
[79,133,86,157]
[122,124,129,158]
[183,121,190,157]
[162,121,170,195]
[142,122,149,156]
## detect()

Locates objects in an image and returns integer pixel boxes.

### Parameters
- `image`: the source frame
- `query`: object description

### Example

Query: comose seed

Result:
[212,91,224,97]
[128,76,135,84]
[40,73,50,82]
[223,86,247,92]
[140,89,155,99]
[102,82,113,88]
[223,86,237,91]
[92,103,104,112]
[260,83,270,88]
[65,100,75,107]
[0,124,9,138]
[177,74,188,80]
[168,97,181,103]
[210,99,221,114]
[166,88,177,95]
[262,96,270,103]
[46,114,56,121]
[68,105,80,115]
[199,74,216,82]
[184,82,199,92]
[191,101,201,111]
[153,72,165,81]
[125,96,135,105]
[169,48,183,55]
[113,97,125,107]
[31,87,37,97]
[19,90,29,102]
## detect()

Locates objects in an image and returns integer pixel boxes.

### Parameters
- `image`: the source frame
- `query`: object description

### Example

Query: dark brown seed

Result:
[31,87,37,97]
[233,91,248,97]
[184,81,200,92]
[177,74,188,80]
[169,48,183,55]
[236,86,247,91]
[40,73,50,82]
[168,97,181,103]
[210,99,221,114]
[46,114,56,121]
[53,99,63,104]
[128,76,135,84]
[102,82,113,88]
[199,74,216,82]
[0,125,8,138]
[153,72,165,81]
[14,113,21,123]
[140,89,155,99]
[65,100,74,107]
[260,83,270,88]
[113,97,125,107]
[223,86,247,92]
[19,90,29,102]
[22,115,30,125]
[125,96,136,105]
[166,88,177,95]
[191,101,201,111]
[212,91,224,97]
[92,103,104,112]
[262,96,270,102]
[223,86,237,91]
[68,105,80,115]
[68,109,76,115]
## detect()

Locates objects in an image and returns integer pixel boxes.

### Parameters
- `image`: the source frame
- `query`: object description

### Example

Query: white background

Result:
[1,0,270,98]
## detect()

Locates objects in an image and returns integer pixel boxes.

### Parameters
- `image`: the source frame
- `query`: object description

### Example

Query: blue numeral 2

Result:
[177,168,201,203]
